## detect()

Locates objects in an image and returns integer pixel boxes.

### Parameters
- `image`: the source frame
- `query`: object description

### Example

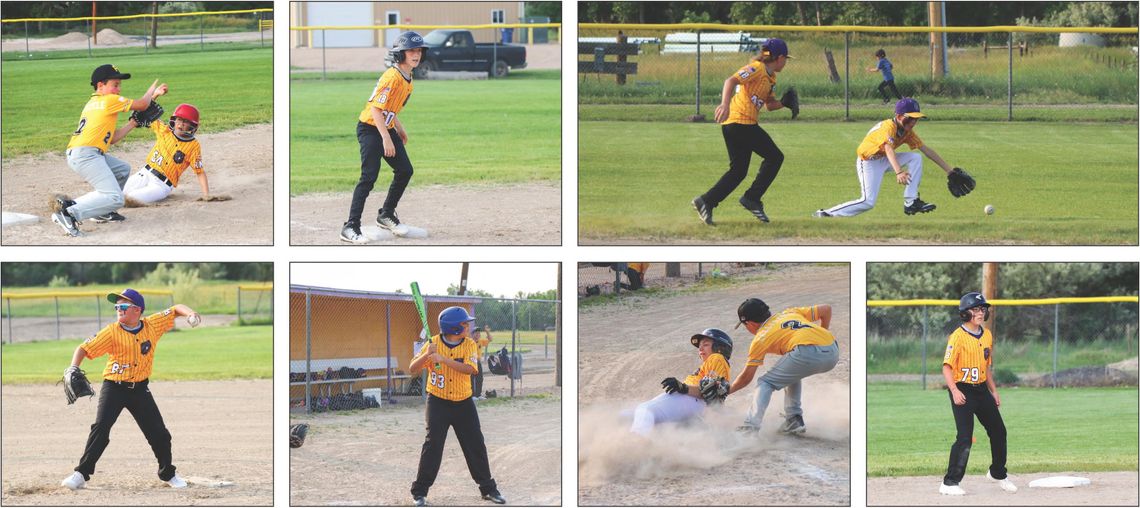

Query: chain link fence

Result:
[867,298,1139,389]
[237,284,273,325]
[289,285,560,414]
[578,262,779,296]
[1,290,174,344]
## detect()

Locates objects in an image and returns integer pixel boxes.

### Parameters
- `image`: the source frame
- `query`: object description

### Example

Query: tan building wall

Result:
[291,1,524,47]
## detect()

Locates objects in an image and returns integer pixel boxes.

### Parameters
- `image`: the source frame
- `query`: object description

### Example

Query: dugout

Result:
[289,284,481,409]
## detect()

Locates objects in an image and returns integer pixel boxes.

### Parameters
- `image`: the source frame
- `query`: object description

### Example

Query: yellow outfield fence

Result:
[1,8,273,23]
[869,296,1140,306]
[1,289,175,344]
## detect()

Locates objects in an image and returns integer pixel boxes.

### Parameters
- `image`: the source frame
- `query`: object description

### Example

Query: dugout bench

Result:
[289,357,413,401]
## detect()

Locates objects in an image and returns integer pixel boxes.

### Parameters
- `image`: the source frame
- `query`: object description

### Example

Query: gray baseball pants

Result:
[744,341,840,428]
[65,146,130,221]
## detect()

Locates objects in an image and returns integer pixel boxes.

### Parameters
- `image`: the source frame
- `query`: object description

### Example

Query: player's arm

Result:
[70,345,88,368]
[393,115,408,145]
[917,145,954,175]
[170,304,199,318]
[882,143,911,185]
[942,363,966,405]
[129,80,167,112]
[814,304,832,330]
[370,106,396,157]
[728,364,758,395]
[434,354,476,375]
[109,119,138,145]
[196,171,210,199]
[713,74,742,123]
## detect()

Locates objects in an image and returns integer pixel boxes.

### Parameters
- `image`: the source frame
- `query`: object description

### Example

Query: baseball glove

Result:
[779,87,800,119]
[661,377,686,394]
[61,366,94,405]
[129,100,164,128]
[196,195,232,202]
[290,423,310,448]
[947,167,976,198]
[698,377,730,405]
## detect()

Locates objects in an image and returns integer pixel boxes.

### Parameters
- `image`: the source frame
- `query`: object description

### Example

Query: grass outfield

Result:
[868,338,1137,376]
[579,120,1138,244]
[290,70,560,194]
[1,47,272,157]
[867,383,1139,477]
[1,325,272,383]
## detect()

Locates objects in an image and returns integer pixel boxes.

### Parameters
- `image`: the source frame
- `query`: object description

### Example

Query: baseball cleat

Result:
[412,495,427,506]
[339,222,368,244]
[939,483,965,495]
[691,196,714,225]
[482,492,507,504]
[812,210,832,218]
[903,198,936,215]
[778,414,806,434]
[738,196,770,223]
[736,424,760,434]
[91,212,126,223]
[61,471,86,490]
[50,195,83,237]
[986,471,1017,493]
[166,473,188,488]
[376,209,401,231]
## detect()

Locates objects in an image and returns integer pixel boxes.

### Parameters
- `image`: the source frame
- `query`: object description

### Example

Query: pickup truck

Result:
[394,29,527,78]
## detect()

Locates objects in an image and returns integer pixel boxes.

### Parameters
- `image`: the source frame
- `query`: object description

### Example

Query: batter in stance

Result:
[61,289,201,490]
[939,292,1017,496]
[692,39,794,225]
[629,328,732,436]
[408,306,506,506]
[341,31,427,243]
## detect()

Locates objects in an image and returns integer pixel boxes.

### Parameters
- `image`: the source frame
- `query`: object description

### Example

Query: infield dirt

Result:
[868,472,1138,505]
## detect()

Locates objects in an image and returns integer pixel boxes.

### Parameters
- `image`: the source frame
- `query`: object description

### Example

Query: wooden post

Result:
[616,31,627,85]
[824,49,840,83]
[665,263,680,277]
[150,1,158,49]
[983,262,998,333]
[92,2,97,45]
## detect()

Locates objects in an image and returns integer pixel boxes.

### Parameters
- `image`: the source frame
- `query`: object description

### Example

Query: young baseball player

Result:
[51,64,167,236]
[692,38,794,226]
[60,289,201,490]
[868,49,902,103]
[117,103,209,206]
[408,307,506,506]
[629,328,732,437]
[340,31,428,243]
[728,298,838,435]
[939,292,1017,496]
[814,98,958,218]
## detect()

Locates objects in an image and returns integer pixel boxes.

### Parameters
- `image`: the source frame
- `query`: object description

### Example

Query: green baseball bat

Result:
[410,282,438,370]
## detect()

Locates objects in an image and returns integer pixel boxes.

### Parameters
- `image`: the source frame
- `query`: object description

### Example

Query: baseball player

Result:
[60,289,201,490]
[813,98,958,218]
[52,64,167,235]
[341,31,428,243]
[728,298,839,434]
[868,49,902,103]
[117,103,209,205]
[408,306,506,506]
[629,328,732,437]
[939,292,1017,496]
[692,38,795,226]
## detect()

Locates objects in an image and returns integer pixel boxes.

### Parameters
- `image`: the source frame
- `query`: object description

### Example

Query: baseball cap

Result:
[895,97,928,118]
[735,298,771,329]
[761,38,793,59]
[107,288,145,311]
[91,64,131,86]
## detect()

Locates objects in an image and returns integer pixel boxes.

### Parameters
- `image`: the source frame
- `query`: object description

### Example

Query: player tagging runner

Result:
[939,292,1017,496]
[120,103,209,205]
[628,328,732,436]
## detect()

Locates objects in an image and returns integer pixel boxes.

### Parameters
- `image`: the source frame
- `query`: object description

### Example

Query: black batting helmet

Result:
[958,291,992,321]
[390,31,428,63]
[690,328,733,361]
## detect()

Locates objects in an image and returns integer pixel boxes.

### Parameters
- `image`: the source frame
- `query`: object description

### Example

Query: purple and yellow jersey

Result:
[359,67,413,128]
[856,119,924,161]
[80,308,176,382]
[746,306,835,367]
[943,325,993,385]
[144,122,204,187]
[683,352,730,385]
[67,93,134,152]
[723,62,777,126]
[425,334,478,401]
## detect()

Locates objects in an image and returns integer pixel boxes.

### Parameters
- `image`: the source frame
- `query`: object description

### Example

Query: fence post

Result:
[6,297,12,344]
[200,14,205,51]
[544,327,548,359]
[1007,32,1013,121]
[259,12,264,47]
[55,296,61,340]
[492,30,498,79]
[385,301,393,403]
[237,286,243,325]
[695,30,702,118]
[25,21,30,58]
[921,305,928,390]
[1053,303,1059,389]
[322,29,327,81]
[844,32,850,121]
[698,263,703,279]
[96,295,101,329]
[305,290,313,413]
[510,299,517,398]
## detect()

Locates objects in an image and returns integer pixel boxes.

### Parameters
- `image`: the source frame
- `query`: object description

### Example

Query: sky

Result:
[290,263,559,298]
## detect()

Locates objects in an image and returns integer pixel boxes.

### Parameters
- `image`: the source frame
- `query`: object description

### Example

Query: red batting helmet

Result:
[172,103,200,125]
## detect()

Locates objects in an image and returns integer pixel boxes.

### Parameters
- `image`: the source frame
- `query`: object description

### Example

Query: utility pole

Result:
[982,263,999,333]
[928,1,946,80]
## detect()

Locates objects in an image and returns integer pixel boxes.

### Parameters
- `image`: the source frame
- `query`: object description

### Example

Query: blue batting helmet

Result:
[439,306,476,335]
[690,327,733,361]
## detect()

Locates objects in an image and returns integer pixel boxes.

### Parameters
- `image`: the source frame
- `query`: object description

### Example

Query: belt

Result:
[67,147,105,156]
[108,378,148,389]
[146,165,173,187]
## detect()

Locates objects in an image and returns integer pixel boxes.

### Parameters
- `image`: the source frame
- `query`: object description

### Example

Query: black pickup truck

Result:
[401,29,527,78]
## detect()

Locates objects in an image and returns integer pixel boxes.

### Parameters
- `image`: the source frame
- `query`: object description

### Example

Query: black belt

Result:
[107,378,148,389]
[146,165,173,187]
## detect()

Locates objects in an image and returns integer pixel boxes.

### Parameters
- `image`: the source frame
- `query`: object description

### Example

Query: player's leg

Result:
[701,124,753,208]
[887,80,902,100]
[124,383,178,482]
[630,393,704,436]
[778,342,841,420]
[975,391,1009,480]
[74,382,130,480]
[878,81,891,103]
[897,152,924,200]
[824,158,888,216]
[66,148,127,221]
[122,170,171,205]
[379,128,413,216]
[740,125,784,204]
[411,396,452,498]
[943,386,978,487]
[348,122,384,224]
[105,154,132,190]
[452,399,500,497]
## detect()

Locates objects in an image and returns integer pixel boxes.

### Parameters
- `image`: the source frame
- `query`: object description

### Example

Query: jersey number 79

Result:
[959,367,980,383]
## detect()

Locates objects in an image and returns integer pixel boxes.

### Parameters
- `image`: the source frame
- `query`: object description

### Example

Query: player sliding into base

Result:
[939,292,1017,496]
[628,328,733,436]
[114,103,210,208]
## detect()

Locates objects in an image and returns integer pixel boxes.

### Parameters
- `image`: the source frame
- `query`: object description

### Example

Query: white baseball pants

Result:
[123,169,174,205]
[822,152,924,217]
[629,392,706,437]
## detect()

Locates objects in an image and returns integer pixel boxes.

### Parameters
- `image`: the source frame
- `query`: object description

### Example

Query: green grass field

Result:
[867,383,1139,477]
[1,325,272,383]
[579,119,1138,244]
[869,338,1137,376]
[290,70,560,195]
[1,47,272,156]
[2,281,272,317]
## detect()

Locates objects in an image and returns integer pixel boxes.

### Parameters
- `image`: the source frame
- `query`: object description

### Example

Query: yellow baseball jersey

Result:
[943,325,993,385]
[476,337,490,357]
[144,122,204,187]
[425,334,478,401]
[723,61,777,125]
[683,353,730,385]
[628,263,649,275]
[80,308,176,382]
[856,119,924,160]
[359,67,413,128]
[746,306,836,367]
[67,93,134,152]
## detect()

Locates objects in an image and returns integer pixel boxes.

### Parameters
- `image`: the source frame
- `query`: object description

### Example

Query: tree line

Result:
[1,263,272,287]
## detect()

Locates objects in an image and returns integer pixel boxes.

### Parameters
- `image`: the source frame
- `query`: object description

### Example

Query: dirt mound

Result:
[1109,356,1138,375]
[1023,365,1139,388]
[95,28,129,45]
[53,32,90,44]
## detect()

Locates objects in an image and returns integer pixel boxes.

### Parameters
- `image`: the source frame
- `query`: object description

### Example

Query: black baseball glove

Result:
[129,100,164,128]
[698,377,730,405]
[290,423,310,448]
[779,87,800,119]
[947,167,976,197]
[661,377,686,394]
[61,366,94,405]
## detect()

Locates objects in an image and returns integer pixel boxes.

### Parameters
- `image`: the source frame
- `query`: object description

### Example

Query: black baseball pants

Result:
[411,395,498,497]
[472,359,485,398]
[348,121,414,224]
[75,380,177,481]
[943,382,1008,485]
[701,123,784,207]
[878,80,901,102]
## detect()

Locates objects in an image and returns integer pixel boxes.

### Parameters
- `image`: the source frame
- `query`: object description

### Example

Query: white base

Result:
[2,212,39,227]
[361,225,429,241]
[1028,476,1091,488]
[182,476,236,488]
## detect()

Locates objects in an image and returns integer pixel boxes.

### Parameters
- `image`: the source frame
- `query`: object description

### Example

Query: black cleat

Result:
[339,221,368,244]
[903,198,936,215]
[482,492,506,504]
[778,414,806,434]
[50,194,82,237]
[691,196,714,225]
[91,211,126,223]
[739,196,769,223]
[412,496,427,506]
[376,209,402,231]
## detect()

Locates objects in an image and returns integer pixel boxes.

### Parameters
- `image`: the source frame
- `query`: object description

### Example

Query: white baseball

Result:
[187,313,201,327]
[984,204,995,215]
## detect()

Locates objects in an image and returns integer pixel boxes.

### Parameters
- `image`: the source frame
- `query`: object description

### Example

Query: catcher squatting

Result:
[61,289,202,490]
[627,297,839,437]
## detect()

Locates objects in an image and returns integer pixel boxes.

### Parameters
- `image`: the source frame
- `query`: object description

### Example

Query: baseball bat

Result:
[410,282,438,370]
